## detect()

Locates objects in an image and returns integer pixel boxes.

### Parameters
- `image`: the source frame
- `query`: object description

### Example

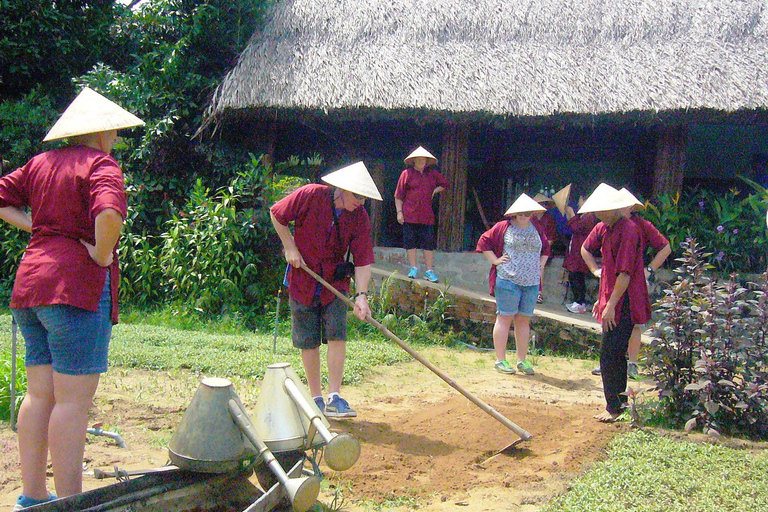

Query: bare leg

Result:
[326,340,346,395]
[18,365,55,501]
[406,249,417,268]
[301,347,322,398]
[628,325,642,363]
[493,314,514,362]
[424,250,434,271]
[49,372,100,497]
[513,315,531,362]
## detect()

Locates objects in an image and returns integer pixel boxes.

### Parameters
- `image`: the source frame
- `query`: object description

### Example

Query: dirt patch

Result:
[0,350,628,511]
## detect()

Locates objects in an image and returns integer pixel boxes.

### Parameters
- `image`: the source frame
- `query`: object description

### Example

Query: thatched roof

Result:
[210,0,768,121]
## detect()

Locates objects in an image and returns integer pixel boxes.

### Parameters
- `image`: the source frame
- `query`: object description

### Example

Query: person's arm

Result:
[395,198,405,225]
[581,245,602,279]
[80,208,123,267]
[482,250,508,266]
[431,186,445,198]
[0,206,32,232]
[352,264,372,321]
[645,243,671,279]
[601,272,630,331]
[270,210,304,268]
[540,254,549,275]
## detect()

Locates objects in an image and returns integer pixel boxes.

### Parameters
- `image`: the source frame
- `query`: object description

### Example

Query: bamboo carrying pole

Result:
[300,266,533,444]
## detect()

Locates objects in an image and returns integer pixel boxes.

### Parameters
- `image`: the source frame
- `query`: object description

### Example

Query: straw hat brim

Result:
[404,146,438,167]
[321,161,383,201]
[43,88,145,142]
[578,183,636,214]
[552,184,572,215]
[504,193,547,216]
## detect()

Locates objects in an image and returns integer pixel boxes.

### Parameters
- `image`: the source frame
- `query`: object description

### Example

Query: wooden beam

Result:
[437,122,469,251]
[652,125,687,198]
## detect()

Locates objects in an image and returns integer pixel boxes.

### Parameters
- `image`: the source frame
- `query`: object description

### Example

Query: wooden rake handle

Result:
[300,265,533,442]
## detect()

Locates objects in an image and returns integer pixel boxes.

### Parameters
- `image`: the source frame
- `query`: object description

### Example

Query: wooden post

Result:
[652,125,687,199]
[437,122,469,251]
[368,161,385,246]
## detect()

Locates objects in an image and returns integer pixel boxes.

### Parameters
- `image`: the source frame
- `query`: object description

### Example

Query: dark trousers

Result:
[600,298,633,414]
[568,271,587,303]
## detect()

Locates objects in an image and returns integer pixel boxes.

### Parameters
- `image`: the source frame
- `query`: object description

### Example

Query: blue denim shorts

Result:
[12,273,112,375]
[495,278,538,317]
[289,296,347,349]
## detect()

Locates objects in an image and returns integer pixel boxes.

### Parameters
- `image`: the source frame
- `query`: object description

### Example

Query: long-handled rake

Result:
[301,266,532,448]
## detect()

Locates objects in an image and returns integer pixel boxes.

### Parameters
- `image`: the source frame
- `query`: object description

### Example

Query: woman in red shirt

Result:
[0,88,143,508]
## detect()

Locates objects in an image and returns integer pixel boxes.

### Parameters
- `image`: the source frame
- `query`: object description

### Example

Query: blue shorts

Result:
[495,278,538,317]
[289,296,347,350]
[12,273,112,375]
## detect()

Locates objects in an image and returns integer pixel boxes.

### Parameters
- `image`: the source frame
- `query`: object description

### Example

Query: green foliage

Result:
[647,239,768,439]
[0,0,119,100]
[0,87,60,169]
[643,184,768,274]
[0,317,26,422]
[541,429,768,512]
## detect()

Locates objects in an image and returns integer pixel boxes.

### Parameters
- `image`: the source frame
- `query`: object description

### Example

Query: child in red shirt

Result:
[579,184,648,422]
[394,147,449,282]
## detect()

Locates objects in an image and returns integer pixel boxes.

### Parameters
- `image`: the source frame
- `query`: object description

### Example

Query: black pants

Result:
[568,271,587,304]
[600,298,633,414]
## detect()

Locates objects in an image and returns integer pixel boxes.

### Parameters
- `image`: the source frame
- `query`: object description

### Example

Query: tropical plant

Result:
[647,238,768,439]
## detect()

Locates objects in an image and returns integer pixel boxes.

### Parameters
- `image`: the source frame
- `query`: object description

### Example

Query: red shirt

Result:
[631,214,669,252]
[0,145,127,323]
[394,167,450,225]
[475,219,551,296]
[270,184,375,306]
[583,217,650,325]
[563,213,598,273]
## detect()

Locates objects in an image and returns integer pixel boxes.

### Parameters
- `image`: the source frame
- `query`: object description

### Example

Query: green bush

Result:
[644,183,768,274]
[647,239,768,439]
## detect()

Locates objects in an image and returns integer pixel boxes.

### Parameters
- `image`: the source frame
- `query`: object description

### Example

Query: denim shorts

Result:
[12,272,112,375]
[289,296,347,349]
[495,278,538,317]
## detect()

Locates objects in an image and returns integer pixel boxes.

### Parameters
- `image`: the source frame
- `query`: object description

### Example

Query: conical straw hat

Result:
[618,188,645,210]
[44,88,145,142]
[552,184,572,215]
[504,193,547,216]
[532,193,554,205]
[321,161,382,201]
[404,146,438,167]
[578,183,636,214]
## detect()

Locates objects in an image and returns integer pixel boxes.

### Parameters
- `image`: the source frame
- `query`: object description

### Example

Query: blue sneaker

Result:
[325,396,357,418]
[314,396,325,415]
[14,493,56,511]
[407,266,418,279]
[423,269,439,283]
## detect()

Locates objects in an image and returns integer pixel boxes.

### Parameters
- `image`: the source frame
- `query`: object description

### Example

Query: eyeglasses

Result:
[516,212,533,217]
[352,193,366,201]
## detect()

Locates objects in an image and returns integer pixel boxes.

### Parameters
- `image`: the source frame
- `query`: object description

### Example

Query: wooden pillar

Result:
[368,161,385,246]
[437,122,469,251]
[652,125,687,198]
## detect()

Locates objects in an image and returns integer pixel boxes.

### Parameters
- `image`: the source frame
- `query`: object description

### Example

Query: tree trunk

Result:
[437,122,469,251]
[652,125,687,199]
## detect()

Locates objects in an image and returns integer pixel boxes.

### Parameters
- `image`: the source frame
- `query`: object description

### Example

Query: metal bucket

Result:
[251,363,328,452]
[169,377,255,473]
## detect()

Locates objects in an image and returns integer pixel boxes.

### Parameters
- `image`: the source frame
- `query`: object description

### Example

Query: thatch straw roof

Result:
[210,0,768,121]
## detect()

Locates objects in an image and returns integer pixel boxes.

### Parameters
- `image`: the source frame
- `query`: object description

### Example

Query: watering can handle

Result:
[301,266,533,442]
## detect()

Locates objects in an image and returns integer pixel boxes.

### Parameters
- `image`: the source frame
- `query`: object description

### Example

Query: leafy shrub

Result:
[647,239,768,439]
[644,183,768,274]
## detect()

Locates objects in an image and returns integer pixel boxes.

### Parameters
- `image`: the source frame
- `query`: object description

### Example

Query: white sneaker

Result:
[566,302,584,313]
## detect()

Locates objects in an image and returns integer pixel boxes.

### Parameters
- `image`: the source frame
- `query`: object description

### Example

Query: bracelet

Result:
[353,292,368,299]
